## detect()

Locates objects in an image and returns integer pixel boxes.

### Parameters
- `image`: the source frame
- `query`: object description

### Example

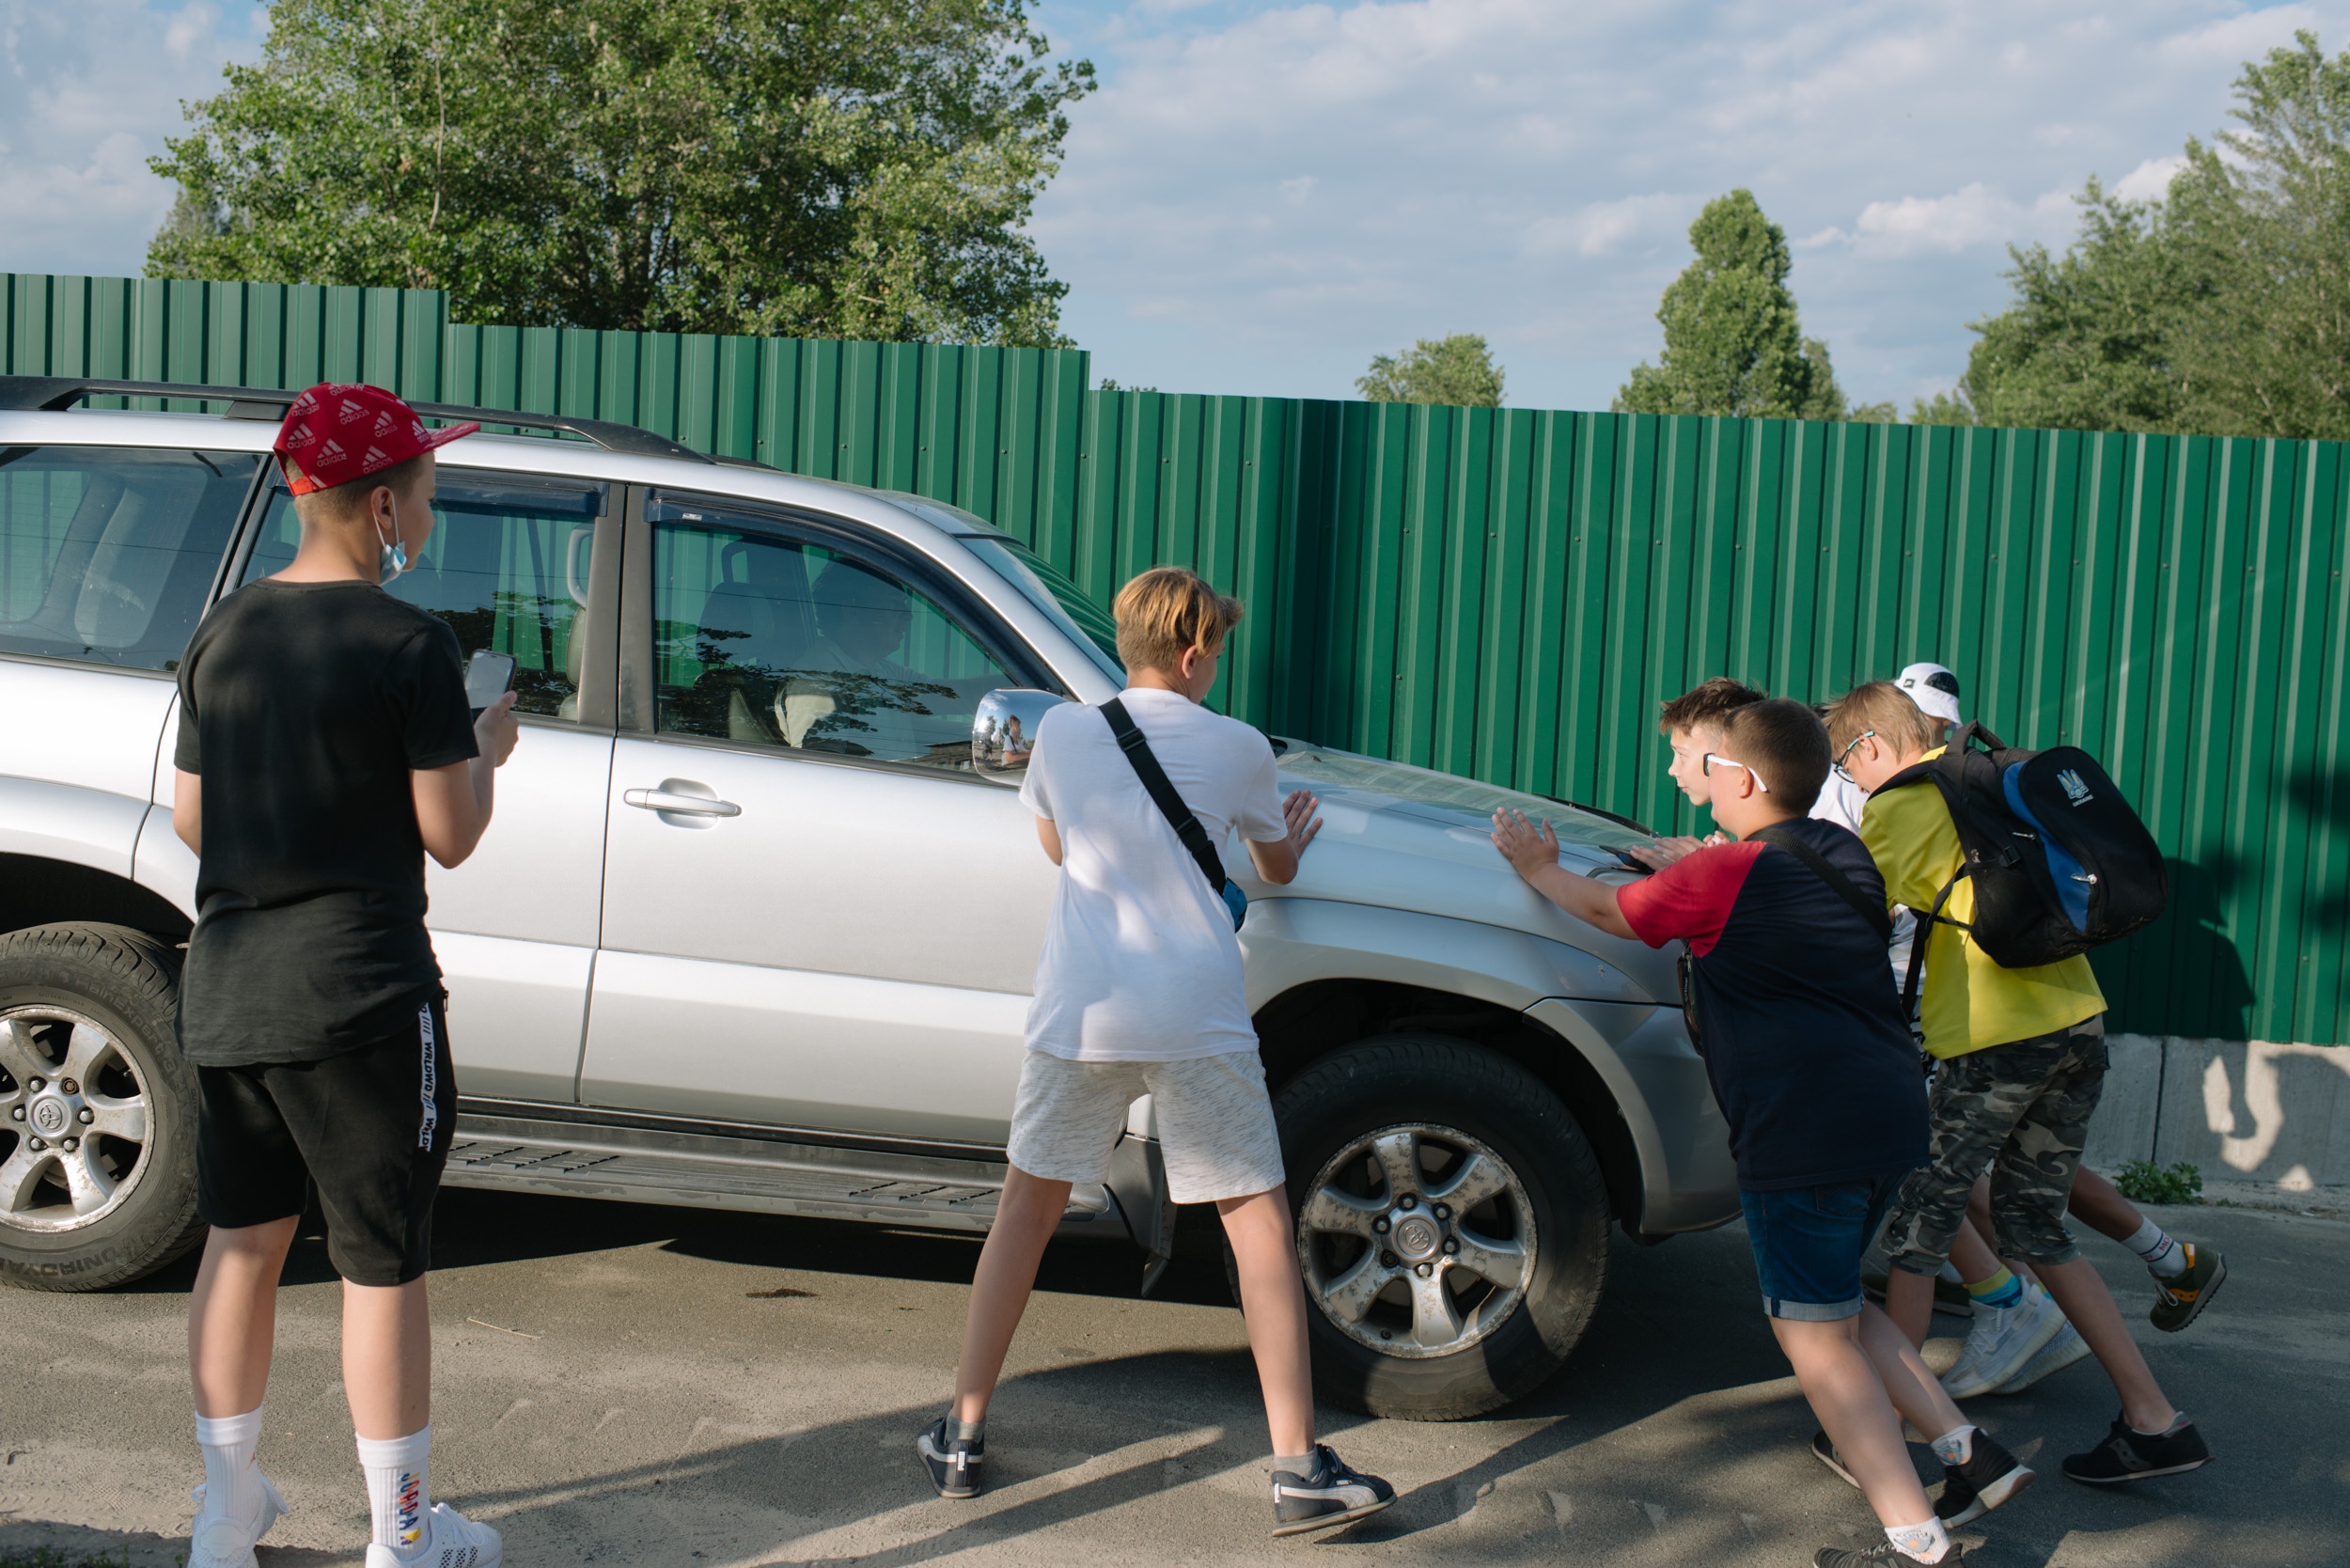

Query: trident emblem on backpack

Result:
[2059,768,2093,806]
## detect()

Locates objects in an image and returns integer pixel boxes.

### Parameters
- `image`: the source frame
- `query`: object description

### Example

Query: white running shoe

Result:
[1940,1283,2067,1398]
[363,1501,503,1568]
[1990,1319,2094,1393]
[186,1473,290,1568]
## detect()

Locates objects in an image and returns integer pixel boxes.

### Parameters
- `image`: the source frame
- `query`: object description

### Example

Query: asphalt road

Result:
[2,1190,2342,1567]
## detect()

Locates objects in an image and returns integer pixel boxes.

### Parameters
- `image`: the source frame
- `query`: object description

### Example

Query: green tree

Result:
[1950,180,2212,431]
[147,0,1093,346]
[1955,31,2350,438]
[1614,189,1852,420]
[1356,335,1506,406]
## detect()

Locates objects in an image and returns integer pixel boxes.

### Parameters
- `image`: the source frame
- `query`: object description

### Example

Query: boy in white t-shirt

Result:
[917,567,1396,1538]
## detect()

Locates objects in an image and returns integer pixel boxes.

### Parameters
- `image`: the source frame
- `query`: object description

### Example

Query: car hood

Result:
[1258,744,1678,1002]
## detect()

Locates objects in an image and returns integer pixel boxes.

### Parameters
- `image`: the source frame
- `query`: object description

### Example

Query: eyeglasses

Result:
[1701,753,1769,792]
[1832,729,1877,784]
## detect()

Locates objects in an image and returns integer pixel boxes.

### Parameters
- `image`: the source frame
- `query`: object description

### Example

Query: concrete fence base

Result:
[2085,1035,2350,1191]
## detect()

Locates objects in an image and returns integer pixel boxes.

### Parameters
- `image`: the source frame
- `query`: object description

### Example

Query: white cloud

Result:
[0,1,262,278]
[1524,194,1700,259]
[1802,182,2076,259]
[2114,154,2190,201]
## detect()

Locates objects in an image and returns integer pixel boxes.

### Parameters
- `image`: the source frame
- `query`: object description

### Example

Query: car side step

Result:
[442,1111,1122,1237]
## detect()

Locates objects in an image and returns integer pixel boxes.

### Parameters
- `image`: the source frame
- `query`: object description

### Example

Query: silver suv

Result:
[0,378,1734,1419]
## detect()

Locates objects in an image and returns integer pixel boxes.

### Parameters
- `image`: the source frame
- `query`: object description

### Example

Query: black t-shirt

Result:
[174,579,478,1066]
[1615,816,1928,1191]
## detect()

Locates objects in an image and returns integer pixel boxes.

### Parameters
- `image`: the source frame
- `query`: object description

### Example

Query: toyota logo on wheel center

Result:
[30,1098,69,1136]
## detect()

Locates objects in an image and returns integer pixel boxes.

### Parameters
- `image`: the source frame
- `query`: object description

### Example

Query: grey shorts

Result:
[1006,1049,1287,1205]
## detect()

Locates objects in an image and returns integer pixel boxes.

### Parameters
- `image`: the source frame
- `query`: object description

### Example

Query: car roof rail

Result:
[0,375,714,464]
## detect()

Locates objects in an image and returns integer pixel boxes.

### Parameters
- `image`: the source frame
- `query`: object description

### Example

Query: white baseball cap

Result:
[1895,662,1964,726]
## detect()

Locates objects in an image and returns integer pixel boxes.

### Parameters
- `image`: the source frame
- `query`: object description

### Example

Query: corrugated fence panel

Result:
[7,273,2349,1043]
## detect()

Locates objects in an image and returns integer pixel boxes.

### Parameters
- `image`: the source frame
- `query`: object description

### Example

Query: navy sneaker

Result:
[1935,1430,2033,1526]
[1814,1544,1965,1567]
[1269,1445,1395,1536]
[2062,1414,2213,1485]
[1810,1429,1862,1489]
[916,1418,984,1499]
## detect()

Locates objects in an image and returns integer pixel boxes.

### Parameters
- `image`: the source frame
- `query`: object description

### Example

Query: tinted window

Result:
[0,446,259,671]
[243,473,605,721]
[651,509,1015,771]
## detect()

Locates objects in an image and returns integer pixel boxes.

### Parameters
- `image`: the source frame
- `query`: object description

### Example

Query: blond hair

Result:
[1113,566,1242,674]
[1824,680,1944,758]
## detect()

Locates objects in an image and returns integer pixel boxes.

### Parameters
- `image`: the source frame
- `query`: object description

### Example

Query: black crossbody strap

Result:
[1101,698,1229,896]
[1900,867,1970,1022]
[1751,826,1893,944]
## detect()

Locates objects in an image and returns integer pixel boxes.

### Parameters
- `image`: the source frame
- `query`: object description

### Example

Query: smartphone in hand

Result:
[464,650,517,717]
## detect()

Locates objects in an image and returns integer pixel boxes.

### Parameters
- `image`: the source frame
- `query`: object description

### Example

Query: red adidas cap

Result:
[271,383,478,496]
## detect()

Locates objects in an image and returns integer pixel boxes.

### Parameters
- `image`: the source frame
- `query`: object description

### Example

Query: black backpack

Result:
[1879,723,2167,1009]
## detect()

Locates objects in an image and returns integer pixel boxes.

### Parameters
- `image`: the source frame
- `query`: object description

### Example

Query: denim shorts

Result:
[1738,1173,1905,1322]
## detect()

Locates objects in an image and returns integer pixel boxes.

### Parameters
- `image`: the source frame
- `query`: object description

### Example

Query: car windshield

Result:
[961,536,1124,684]
[1276,746,1655,853]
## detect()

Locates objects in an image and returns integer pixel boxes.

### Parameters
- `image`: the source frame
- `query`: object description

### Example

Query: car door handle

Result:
[623,787,742,817]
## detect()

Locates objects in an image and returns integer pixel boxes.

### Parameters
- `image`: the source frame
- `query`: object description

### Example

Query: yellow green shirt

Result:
[1858,747,2105,1058]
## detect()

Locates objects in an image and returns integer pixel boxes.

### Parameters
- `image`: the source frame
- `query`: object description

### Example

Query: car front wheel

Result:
[1272,1034,1611,1419]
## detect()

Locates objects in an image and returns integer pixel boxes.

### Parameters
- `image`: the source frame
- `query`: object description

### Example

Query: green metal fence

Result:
[6,272,2342,1046]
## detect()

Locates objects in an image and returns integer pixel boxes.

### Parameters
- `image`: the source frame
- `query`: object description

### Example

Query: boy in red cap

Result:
[174,384,516,1568]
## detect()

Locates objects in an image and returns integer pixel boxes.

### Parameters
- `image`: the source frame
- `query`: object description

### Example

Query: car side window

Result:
[243,472,607,721]
[0,446,261,672]
[651,507,1018,771]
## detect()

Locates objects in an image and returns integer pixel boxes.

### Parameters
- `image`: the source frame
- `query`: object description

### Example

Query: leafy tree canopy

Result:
[148,0,1094,346]
[1614,189,1853,420]
[1356,334,1506,407]
[1939,30,2350,438]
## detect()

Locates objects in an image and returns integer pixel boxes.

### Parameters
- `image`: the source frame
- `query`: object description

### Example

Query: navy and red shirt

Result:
[1615,817,1927,1192]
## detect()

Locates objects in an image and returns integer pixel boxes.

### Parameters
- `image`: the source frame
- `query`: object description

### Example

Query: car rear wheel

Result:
[0,924,204,1291]
[1271,1034,1610,1419]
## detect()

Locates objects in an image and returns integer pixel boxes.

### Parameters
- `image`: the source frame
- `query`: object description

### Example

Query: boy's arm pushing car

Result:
[1490,808,1638,941]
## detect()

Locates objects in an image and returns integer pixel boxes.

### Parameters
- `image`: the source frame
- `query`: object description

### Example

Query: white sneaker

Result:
[186,1473,290,1568]
[1939,1283,2067,1398]
[364,1501,503,1568]
[1990,1318,2094,1393]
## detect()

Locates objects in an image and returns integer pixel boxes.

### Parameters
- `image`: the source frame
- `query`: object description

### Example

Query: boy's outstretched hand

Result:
[1248,789,1322,886]
[1490,808,1638,940]
[1491,807,1560,878]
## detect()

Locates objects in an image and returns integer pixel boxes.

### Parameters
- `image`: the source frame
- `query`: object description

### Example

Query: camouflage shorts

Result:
[1883,1017,2107,1273]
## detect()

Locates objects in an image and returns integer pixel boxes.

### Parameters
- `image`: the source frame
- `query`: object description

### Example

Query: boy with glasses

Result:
[1825,682,2214,1488]
[1497,698,2025,1565]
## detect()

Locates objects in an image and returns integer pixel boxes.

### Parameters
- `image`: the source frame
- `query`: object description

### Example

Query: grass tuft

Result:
[2113,1158,2204,1206]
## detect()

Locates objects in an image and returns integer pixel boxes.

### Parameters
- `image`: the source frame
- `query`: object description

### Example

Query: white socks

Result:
[356,1425,433,1560]
[195,1405,266,1520]
[1887,1515,1952,1562]
[2124,1216,2187,1278]
[1928,1423,1975,1466]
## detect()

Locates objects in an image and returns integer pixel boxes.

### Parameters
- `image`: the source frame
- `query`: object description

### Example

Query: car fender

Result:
[1237,897,1735,1234]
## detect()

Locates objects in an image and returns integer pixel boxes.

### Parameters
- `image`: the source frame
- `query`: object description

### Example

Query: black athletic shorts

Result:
[196,992,456,1287]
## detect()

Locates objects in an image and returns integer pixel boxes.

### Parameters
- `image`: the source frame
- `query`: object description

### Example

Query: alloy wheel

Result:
[0,1008,154,1234]
[1295,1122,1537,1360]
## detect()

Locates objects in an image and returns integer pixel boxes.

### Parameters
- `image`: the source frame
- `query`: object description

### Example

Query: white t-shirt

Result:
[1019,687,1289,1061]
[1811,772,1868,833]
[1812,774,1919,993]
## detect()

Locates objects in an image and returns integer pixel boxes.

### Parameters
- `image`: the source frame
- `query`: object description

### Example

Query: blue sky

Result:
[7,2,2349,412]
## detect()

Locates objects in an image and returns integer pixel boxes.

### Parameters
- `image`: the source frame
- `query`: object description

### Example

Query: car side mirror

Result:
[973,688,1070,783]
